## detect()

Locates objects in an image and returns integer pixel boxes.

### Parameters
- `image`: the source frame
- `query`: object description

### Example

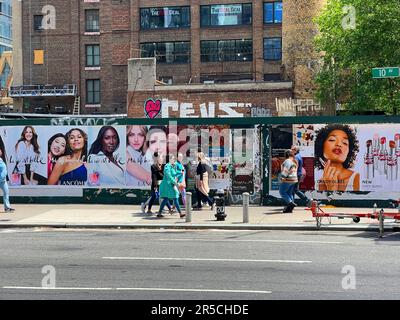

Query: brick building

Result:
[11,0,332,116]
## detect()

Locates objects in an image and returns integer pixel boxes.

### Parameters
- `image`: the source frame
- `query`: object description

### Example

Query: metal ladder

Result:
[72,96,80,115]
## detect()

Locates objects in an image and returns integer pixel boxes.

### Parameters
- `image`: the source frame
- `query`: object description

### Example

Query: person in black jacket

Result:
[141,152,172,214]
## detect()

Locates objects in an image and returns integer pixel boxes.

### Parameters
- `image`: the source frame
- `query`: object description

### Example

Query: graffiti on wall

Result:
[144,98,250,118]
[144,99,162,119]
[276,98,326,116]
[229,192,261,205]
[50,117,119,126]
[250,106,272,117]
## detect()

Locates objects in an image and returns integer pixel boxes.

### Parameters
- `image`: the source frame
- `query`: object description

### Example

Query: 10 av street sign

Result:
[372,67,400,79]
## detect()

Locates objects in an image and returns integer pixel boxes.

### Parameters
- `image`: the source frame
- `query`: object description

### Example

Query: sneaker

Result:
[141,202,146,214]
[156,213,164,218]
[5,207,15,212]
[146,210,154,215]
[179,213,186,218]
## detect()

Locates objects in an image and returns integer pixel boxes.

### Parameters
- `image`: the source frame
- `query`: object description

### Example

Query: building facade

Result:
[12,0,330,116]
[0,0,12,98]
[0,0,12,55]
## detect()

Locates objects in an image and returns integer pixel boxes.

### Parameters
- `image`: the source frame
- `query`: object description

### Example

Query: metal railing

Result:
[9,84,77,97]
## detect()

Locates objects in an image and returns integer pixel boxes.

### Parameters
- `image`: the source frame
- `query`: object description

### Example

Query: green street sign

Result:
[372,67,400,79]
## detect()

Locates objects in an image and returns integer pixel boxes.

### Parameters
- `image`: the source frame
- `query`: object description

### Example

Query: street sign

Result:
[372,67,400,79]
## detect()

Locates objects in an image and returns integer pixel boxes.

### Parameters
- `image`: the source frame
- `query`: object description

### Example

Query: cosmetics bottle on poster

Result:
[387,141,397,182]
[378,137,387,177]
[395,134,400,180]
[372,134,380,174]
[364,140,374,180]
[11,161,21,186]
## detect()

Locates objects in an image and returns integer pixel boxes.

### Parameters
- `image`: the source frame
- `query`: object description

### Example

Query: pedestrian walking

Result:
[157,155,185,218]
[279,149,298,213]
[0,137,15,212]
[291,145,312,207]
[176,153,187,208]
[141,152,172,214]
[195,152,215,210]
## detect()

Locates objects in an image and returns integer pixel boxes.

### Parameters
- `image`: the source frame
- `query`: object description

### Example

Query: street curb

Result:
[0,223,398,232]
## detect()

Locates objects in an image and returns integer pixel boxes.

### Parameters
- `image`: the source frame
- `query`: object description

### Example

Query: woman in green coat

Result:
[157,155,186,218]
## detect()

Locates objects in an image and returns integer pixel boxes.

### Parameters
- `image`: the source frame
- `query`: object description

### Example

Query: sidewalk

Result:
[0,203,399,232]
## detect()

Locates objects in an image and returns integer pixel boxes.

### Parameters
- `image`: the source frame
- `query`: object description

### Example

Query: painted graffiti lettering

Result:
[148,99,247,118]
[251,107,272,117]
[50,118,118,126]
[229,192,260,205]
[276,98,325,116]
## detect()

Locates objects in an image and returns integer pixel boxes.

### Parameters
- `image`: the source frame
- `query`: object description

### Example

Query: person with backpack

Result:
[291,145,312,207]
[279,149,298,213]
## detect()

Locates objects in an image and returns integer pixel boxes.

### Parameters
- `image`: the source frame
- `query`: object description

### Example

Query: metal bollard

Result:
[214,189,227,221]
[185,192,192,223]
[243,192,250,223]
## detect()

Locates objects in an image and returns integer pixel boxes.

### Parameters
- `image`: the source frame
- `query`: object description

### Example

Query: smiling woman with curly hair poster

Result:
[314,124,360,192]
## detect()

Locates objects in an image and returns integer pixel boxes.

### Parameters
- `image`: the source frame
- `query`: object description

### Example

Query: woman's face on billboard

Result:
[69,130,85,152]
[102,129,118,154]
[323,129,349,164]
[149,131,167,155]
[128,126,145,151]
[51,137,66,156]
[24,127,33,142]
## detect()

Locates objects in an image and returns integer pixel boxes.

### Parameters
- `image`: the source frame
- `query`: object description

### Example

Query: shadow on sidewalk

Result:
[344,230,400,241]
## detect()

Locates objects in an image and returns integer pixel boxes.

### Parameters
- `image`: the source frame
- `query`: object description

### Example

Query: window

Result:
[264,73,281,81]
[201,39,252,62]
[201,3,252,27]
[140,6,190,29]
[263,38,282,60]
[85,9,100,32]
[264,2,282,24]
[86,44,100,67]
[140,42,190,64]
[33,15,44,31]
[86,79,100,104]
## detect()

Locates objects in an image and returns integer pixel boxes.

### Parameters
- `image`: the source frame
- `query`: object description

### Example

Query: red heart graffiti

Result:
[144,99,162,119]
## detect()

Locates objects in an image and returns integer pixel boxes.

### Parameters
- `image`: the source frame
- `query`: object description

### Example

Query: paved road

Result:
[0,228,399,300]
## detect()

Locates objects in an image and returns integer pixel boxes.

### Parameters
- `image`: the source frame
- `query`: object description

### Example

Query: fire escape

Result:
[9,84,80,114]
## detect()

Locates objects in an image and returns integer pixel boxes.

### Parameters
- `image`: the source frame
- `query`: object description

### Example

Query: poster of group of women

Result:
[0,125,235,189]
